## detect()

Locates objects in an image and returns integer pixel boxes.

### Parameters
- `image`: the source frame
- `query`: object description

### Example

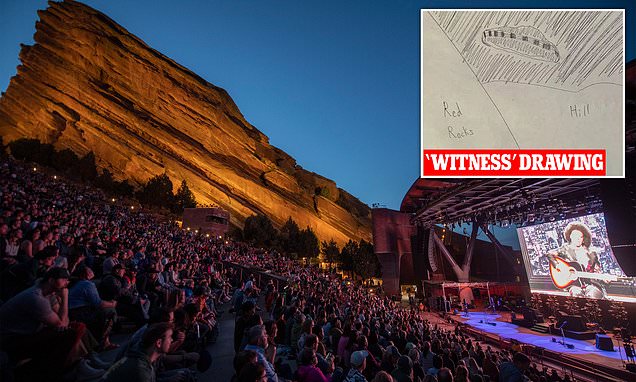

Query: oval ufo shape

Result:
[482,26,560,63]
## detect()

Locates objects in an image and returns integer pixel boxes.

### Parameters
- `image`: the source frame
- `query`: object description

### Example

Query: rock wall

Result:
[0,0,371,245]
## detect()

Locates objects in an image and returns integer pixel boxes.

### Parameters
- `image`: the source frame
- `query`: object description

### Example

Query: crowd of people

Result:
[229,262,577,382]
[0,156,580,382]
[0,158,237,381]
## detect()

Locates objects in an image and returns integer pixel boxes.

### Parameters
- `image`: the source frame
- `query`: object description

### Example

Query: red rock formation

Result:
[0,0,371,245]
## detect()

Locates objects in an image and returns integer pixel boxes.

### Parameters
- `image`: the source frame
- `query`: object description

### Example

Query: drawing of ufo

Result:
[482,25,560,63]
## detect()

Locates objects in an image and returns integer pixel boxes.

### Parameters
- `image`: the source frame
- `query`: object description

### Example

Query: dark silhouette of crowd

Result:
[0,156,579,382]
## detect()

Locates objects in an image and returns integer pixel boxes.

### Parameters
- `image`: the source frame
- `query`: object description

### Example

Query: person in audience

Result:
[238,362,267,382]
[0,244,58,301]
[392,355,414,382]
[244,325,278,382]
[68,264,118,350]
[297,348,329,382]
[454,365,469,382]
[437,368,453,382]
[427,355,444,376]
[236,300,262,352]
[232,350,259,381]
[345,350,370,382]
[264,320,278,364]
[101,322,173,382]
[0,267,85,379]
[102,250,120,275]
[498,352,530,382]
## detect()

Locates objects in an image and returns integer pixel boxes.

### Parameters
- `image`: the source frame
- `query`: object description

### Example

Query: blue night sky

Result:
[1,0,634,216]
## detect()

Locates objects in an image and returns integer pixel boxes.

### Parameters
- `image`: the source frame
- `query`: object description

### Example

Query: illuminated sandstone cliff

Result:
[0,0,371,244]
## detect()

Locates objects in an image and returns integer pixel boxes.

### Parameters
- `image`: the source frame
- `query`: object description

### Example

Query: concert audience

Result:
[0,156,581,382]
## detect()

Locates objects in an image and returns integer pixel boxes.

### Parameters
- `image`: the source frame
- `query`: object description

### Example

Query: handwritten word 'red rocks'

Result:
[443,101,474,140]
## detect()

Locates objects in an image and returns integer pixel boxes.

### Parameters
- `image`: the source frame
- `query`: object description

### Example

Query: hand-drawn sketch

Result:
[421,10,624,176]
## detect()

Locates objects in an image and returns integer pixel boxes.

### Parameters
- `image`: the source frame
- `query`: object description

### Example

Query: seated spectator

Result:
[427,355,444,376]
[420,342,435,372]
[68,265,118,350]
[264,320,278,365]
[408,348,425,382]
[437,368,453,382]
[102,250,120,275]
[99,263,125,302]
[233,350,259,382]
[498,352,530,382]
[455,365,469,382]
[101,322,174,381]
[372,371,394,382]
[297,348,329,382]
[482,353,499,381]
[304,334,335,377]
[235,301,261,352]
[0,245,58,301]
[238,362,267,382]
[244,325,278,382]
[382,346,401,374]
[391,355,413,382]
[345,350,369,382]
[0,267,85,379]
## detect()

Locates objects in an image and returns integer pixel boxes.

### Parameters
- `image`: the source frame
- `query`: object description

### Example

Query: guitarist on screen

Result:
[547,222,607,299]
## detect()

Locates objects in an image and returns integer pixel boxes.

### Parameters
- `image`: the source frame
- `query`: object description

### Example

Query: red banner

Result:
[422,149,606,177]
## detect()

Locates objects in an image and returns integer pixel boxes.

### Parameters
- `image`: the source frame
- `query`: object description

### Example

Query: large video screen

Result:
[517,213,636,302]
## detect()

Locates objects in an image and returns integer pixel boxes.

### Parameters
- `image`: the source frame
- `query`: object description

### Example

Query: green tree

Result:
[340,240,358,278]
[33,143,54,166]
[8,138,42,162]
[113,179,134,197]
[173,180,197,213]
[352,239,381,282]
[321,239,340,270]
[77,151,98,181]
[243,214,277,247]
[279,217,300,255]
[52,148,80,173]
[297,227,320,260]
[137,173,175,209]
[94,168,116,192]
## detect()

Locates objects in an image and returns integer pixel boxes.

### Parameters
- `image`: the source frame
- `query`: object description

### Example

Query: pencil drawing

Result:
[481,26,560,63]
[428,10,623,90]
[421,10,624,176]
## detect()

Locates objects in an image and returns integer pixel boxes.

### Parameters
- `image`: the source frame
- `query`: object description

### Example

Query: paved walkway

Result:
[201,304,236,381]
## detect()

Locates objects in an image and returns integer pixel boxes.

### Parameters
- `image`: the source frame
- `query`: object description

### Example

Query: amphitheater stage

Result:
[442,310,635,381]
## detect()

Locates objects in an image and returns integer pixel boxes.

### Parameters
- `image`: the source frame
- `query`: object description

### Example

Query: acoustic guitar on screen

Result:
[549,257,628,289]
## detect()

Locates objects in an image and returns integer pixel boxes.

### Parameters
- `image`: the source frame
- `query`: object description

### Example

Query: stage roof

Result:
[408,178,602,228]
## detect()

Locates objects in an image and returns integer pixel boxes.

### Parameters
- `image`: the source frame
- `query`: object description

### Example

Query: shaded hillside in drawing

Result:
[429,11,623,90]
